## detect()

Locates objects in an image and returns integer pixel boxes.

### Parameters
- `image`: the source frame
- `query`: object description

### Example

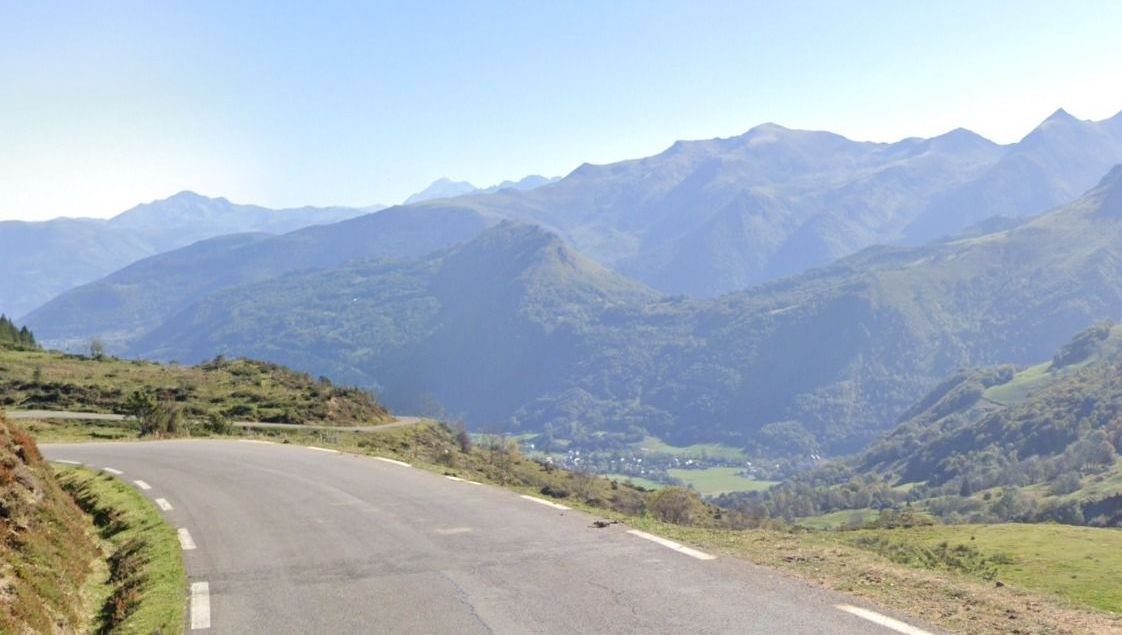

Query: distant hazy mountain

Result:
[404,178,480,204]
[0,217,153,319]
[415,110,1122,297]
[14,110,1122,320]
[24,205,493,349]
[0,192,368,317]
[902,108,1122,242]
[404,175,559,204]
[82,166,1122,457]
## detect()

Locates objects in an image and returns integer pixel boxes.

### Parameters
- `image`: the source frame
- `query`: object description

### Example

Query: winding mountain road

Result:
[41,440,938,634]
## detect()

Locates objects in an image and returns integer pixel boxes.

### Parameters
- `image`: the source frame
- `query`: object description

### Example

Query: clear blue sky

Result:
[3,0,1122,220]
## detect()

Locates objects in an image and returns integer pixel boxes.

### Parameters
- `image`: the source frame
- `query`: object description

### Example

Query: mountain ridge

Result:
[71,169,1122,459]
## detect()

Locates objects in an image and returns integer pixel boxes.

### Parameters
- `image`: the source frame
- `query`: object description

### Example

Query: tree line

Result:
[0,315,37,349]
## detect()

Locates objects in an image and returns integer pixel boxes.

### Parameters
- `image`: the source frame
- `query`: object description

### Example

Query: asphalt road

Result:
[41,440,938,634]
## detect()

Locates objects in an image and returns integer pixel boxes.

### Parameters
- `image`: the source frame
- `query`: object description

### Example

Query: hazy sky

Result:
[3,0,1122,221]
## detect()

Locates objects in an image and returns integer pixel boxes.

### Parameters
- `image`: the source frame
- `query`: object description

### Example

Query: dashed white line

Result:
[373,456,411,467]
[190,581,211,630]
[835,605,932,635]
[54,459,81,465]
[627,529,716,560]
[307,446,339,454]
[444,475,482,485]
[103,467,123,475]
[178,528,197,551]
[155,498,173,511]
[434,526,473,535]
[133,480,152,490]
[520,495,570,510]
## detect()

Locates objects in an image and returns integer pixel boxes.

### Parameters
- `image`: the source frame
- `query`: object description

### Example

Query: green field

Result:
[668,467,776,496]
[638,436,747,461]
[602,473,664,490]
[845,523,1122,613]
[796,508,876,529]
[983,361,1053,404]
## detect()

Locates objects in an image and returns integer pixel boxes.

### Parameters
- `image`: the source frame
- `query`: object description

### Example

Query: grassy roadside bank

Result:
[0,347,391,427]
[55,466,186,634]
[609,518,1122,635]
[0,417,100,633]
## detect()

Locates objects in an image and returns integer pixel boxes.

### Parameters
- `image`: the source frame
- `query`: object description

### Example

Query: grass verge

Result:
[594,517,1122,635]
[55,466,186,634]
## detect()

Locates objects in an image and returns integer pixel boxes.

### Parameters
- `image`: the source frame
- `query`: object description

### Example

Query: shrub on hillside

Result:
[649,486,706,525]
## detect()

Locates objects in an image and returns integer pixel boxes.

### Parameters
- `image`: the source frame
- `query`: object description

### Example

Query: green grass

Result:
[667,467,776,496]
[983,361,1053,405]
[602,473,664,490]
[1064,456,1122,502]
[0,347,391,426]
[19,418,140,443]
[846,523,1122,614]
[638,436,747,461]
[796,508,876,530]
[55,466,187,633]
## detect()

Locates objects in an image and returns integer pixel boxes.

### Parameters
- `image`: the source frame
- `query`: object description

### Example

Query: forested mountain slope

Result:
[721,322,1122,527]
[24,205,494,348]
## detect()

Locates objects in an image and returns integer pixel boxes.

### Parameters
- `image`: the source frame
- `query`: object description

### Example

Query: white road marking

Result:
[434,527,473,535]
[103,467,123,475]
[627,529,716,561]
[373,456,411,467]
[54,459,81,465]
[155,498,173,511]
[443,475,480,484]
[133,480,152,490]
[835,605,933,635]
[520,495,570,510]
[238,439,275,444]
[190,581,211,630]
[178,528,197,550]
[307,446,339,453]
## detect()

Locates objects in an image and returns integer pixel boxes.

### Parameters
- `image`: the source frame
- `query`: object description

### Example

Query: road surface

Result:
[41,440,939,634]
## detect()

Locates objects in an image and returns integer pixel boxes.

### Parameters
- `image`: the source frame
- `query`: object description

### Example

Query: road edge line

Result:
[835,604,933,635]
[177,528,197,551]
[520,494,570,510]
[373,456,412,467]
[626,529,716,560]
[190,581,211,630]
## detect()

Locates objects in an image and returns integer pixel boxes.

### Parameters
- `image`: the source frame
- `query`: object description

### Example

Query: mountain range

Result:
[27,164,1122,459]
[0,193,370,316]
[403,175,559,204]
[15,109,1122,460]
[409,109,1122,296]
[1,175,560,319]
